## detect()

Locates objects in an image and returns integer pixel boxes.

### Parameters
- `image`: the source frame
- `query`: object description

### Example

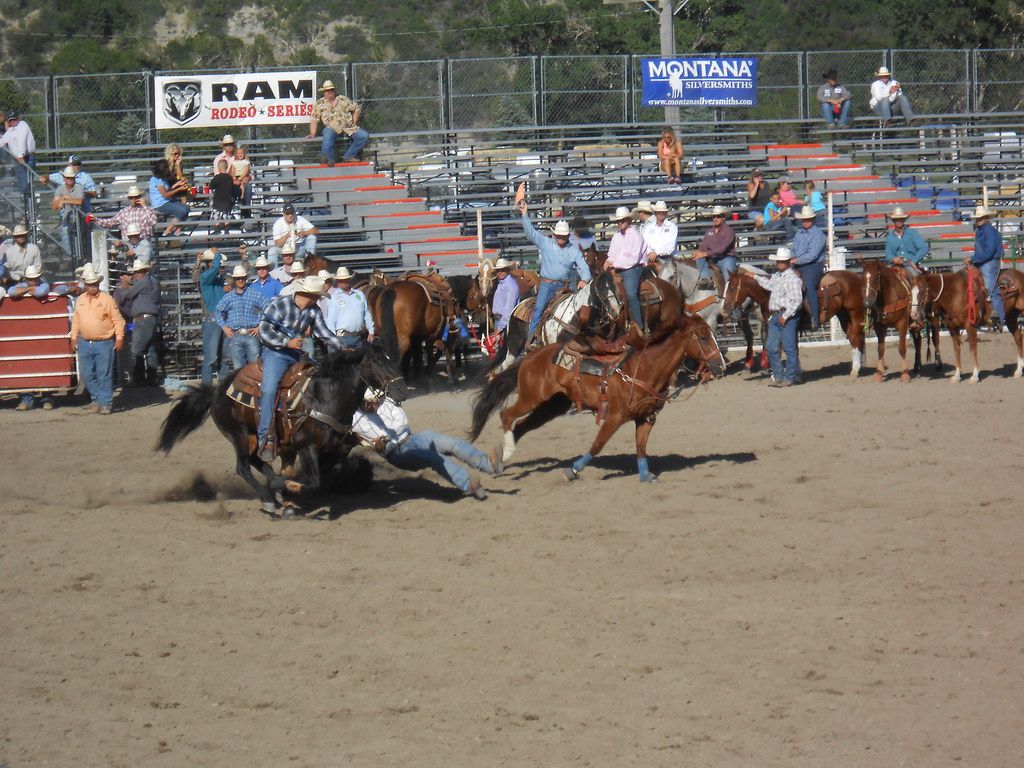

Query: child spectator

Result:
[804,181,827,227]
[232,146,252,217]
[210,159,234,234]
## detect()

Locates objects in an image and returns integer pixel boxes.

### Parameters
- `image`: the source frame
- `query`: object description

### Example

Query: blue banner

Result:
[641,57,758,108]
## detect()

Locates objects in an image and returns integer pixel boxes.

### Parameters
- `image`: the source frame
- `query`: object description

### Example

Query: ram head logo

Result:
[162,81,202,126]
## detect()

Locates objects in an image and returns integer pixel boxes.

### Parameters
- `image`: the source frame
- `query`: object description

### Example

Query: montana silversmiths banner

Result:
[641,58,758,107]
[155,71,317,129]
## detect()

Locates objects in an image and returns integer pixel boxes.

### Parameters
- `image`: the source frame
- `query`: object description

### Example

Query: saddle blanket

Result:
[552,348,627,378]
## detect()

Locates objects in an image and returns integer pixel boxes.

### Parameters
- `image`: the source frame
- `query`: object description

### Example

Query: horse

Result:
[862,260,923,383]
[156,344,406,517]
[654,255,725,327]
[816,270,867,380]
[997,268,1024,377]
[721,266,770,372]
[912,268,987,383]
[469,314,725,483]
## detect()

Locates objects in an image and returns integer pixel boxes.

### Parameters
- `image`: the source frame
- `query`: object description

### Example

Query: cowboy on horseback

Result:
[605,206,650,333]
[491,257,519,334]
[257,274,342,460]
[967,205,1007,330]
[885,206,927,281]
[518,199,591,339]
[694,205,736,293]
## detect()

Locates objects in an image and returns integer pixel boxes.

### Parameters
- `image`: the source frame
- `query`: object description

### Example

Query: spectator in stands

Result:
[763,187,796,239]
[232,146,253,216]
[210,158,234,235]
[632,200,654,228]
[149,159,191,237]
[804,181,826,227]
[66,155,98,214]
[791,205,827,330]
[308,80,369,164]
[966,205,1006,329]
[324,266,375,348]
[251,255,283,298]
[213,135,236,178]
[165,144,188,203]
[778,179,800,210]
[695,205,737,290]
[645,201,678,261]
[279,261,307,296]
[216,265,267,370]
[569,214,595,252]
[194,248,226,385]
[870,67,914,123]
[115,260,161,386]
[817,69,852,129]
[51,165,84,256]
[270,243,298,284]
[490,257,519,334]
[117,223,153,265]
[0,223,41,285]
[885,207,928,280]
[746,169,769,227]
[9,263,50,300]
[71,266,125,414]
[93,185,157,242]
[0,110,36,202]
[517,199,591,339]
[604,206,649,333]
[657,126,684,184]
[270,203,318,262]
[752,247,803,387]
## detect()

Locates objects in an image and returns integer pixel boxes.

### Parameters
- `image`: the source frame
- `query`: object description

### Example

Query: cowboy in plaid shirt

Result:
[93,186,158,241]
[753,247,805,387]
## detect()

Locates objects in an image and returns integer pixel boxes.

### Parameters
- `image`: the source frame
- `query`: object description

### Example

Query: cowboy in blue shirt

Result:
[195,248,227,384]
[790,206,827,329]
[884,207,928,278]
[518,199,592,338]
[215,265,268,370]
[965,206,1006,327]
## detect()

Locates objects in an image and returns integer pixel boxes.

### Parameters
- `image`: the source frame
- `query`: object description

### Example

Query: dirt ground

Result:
[2,335,1024,768]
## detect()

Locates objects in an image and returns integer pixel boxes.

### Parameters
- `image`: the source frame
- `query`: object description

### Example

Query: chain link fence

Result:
[53,71,151,149]
[890,49,971,114]
[804,50,886,121]
[352,60,444,134]
[541,55,629,126]
[448,57,536,130]
[0,75,51,148]
[974,49,1024,113]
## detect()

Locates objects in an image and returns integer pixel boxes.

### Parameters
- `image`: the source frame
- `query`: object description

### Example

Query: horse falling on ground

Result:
[722,266,770,372]
[156,344,406,516]
[912,269,987,383]
[816,270,867,379]
[997,268,1024,377]
[469,315,725,483]
[862,260,923,383]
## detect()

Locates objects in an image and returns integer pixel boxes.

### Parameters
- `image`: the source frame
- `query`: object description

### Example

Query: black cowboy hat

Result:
[822,68,838,80]
[570,214,589,229]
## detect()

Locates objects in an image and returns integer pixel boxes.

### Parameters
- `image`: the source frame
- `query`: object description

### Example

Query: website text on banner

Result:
[641,58,758,108]
[154,71,318,130]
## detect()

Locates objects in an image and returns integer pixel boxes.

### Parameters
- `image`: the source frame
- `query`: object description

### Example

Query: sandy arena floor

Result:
[2,336,1023,767]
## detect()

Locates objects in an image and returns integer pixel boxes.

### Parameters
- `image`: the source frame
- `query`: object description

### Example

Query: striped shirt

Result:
[754,268,804,321]
[94,204,158,241]
[215,286,268,329]
[258,294,341,351]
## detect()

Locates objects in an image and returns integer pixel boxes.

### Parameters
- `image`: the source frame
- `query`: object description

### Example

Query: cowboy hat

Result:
[635,200,653,213]
[288,261,306,274]
[230,265,248,279]
[652,200,670,213]
[889,206,909,220]
[770,246,793,262]
[74,265,87,277]
[126,185,142,198]
[973,205,993,219]
[12,223,29,236]
[296,275,327,295]
[61,165,77,178]
[335,266,354,280]
[281,242,296,255]
[24,264,42,279]
[493,257,515,271]
[252,255,272,268]
[876,66,891,77]
[609,206,634,222]
[125,223,142,237]
[710,204,730,217]
[198,248,217,261]
[317,269,333,280]
[551,220,571,236]
[221,134,235,144]
[130,259,151,272]
[570,214,589,229]
[794,205,818,220]
[81,265,102,284]
[319,80,337,92]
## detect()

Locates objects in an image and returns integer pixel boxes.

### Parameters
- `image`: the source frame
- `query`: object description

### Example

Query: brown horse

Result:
[997,268,1024,377]
[862,260,922,383]
[722,267,770,372]
[817,270,867,379]
[912,268,987,383]
[469,314,725,483]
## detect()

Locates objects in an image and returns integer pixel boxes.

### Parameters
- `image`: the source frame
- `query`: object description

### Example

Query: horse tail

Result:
[156,384,215,453]
[469,357,522,442]
[379,286,401,364]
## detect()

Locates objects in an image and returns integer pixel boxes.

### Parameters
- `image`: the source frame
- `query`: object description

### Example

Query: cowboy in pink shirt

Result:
[603,206,650,332]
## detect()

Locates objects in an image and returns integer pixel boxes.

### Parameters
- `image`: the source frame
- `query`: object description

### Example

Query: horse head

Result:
[682,315,726,379]
[360,341,409,403]
[910,273,931,322]
[722,270,749,315]
[862,260,881,308]
[588,271,624,335]
[477,258,495,298]
[661,256,702,298]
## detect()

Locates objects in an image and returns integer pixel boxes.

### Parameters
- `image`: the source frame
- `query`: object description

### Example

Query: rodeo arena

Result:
[3,48,1024,766]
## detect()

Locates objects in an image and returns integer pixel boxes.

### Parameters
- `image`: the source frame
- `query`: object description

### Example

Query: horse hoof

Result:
[259,501,279,515]
[949,376,960,385]
[900,372,911,383]
[968,376,980,384]
[278,507,297,520]
[1013,370,1023,379]
[639,473,658,483]
[562,467,579,482]
[872,372,884,383]
[284,480,303,494]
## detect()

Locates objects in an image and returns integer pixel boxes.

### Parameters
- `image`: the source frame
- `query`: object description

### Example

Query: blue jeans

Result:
[269,234,317,261]
[617,265,644,329]
[155,200,191,221]
[201,319,222,385]
[336,333,364,349]
[528,280,564,338]
[820,100,851,127]
[388,430,492,493]
[697,255,737,289]
[765,312,800,383]
[873,95,913,121]
[977,259,1006,325]
[131,314,159,371]
[78,338,115,407]
[19,393,51,408]
[257,346,301,446]
[795,261,825,327]
[764,217,795,239]
[228,332,261,369]
[322,127,370,162]
[14,156,35,198]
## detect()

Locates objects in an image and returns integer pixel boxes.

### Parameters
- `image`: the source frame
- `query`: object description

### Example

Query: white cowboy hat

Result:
[493,257,515,270]
[24,264,42,279]
[12,223,29,236]
[890,206,909,220]
[335,266,354,280]
[635,200,653,213]
[710,205,730,217]
[317,269,333,280]
[609,206,634,222]
[319,80,337,92]
[652,201,670,213]
[74,265,87,277]
[296,275,327,295]
[126,185,142,198]
[794,205,818,220]
[252,255,272,268]
[130,259,151,272]
[61,165,77,178]
[221,134,235,144]
[125,223,142,237]
[281,242,296,255]
[552,220,571,236]
[198,248,217,261]
[230,265,248,279]
[973,205,993,219]
[80,266,102,284]
[876,66,891,77]
[770,246,793,262]
[288,261,306,274]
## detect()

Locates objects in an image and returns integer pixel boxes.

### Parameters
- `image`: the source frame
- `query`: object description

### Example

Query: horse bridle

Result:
[359,353,404,401]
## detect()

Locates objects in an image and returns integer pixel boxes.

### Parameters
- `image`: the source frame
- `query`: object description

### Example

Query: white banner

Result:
[155,71,317,130]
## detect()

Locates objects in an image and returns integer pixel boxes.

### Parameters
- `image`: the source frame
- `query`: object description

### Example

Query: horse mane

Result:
[315,346,368,379]
[738,263,768,277]
[446,274,474,308]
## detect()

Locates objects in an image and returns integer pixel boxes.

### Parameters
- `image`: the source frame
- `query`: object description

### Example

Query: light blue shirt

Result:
[324,287,374,335]
[791,225,827,266]
[807,190,825,213]
[522,214,592,283]
[885,228,928,264]
[148,175,171,209]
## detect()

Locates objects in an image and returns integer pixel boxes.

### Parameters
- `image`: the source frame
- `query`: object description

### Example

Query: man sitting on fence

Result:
[51,165,84,256]
[92,185,158,242]
[869,66,914,123]
[817,69,852,128]
[308,80,370,164]
[0,110,36,203]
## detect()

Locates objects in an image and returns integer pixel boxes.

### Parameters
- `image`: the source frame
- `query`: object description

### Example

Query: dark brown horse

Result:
[997,268,1024,378]
[722,268,770,372]
[912,268,987,383]
[469,314,725,483]
[862,260,922,383]
[817,270,867,379]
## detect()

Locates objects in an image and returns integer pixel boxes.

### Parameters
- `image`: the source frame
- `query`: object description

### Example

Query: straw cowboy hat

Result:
[710,204,730,217]
[126,185,142,198]
[24,264,42,279]
[12,223,29,236]
[494,257,515,271]
[652,201,670,213]
[296,275,327,295]
[125,223,142,237]
[230,265,248,279]
[221,134,235,145]
[253,255,272,268]
[61,165,77,178]
[319,80,337,92]
[876,66,891,77]
[335,266,354,280]
[80,265,102,284]
[609,206,634,222]
[317,269,333,280]
[551,220,571,236]
[288,261,306,275]
[130,259,151,272]
[890,206,909,220]
[973,205,993,219]
[770,246,794,262]
[198,248,217,261]
[281,242,296,255]
[634,200,653,213]
[794,205,818,220]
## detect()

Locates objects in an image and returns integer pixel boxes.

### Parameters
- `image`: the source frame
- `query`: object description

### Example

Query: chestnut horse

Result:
[912,269,987,383]
[997,268,1024,377]
[862,260,922,382]
[469,315,725,483]
[722,267,770,372]
[817,270,867,379]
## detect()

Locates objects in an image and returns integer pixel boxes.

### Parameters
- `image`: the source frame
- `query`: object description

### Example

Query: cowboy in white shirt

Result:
[643,200,678,260]
[269,203,318,262]
[869,66,914,122]
[0,110,36,198]
[269,242,298,284]
[279,261,308,296]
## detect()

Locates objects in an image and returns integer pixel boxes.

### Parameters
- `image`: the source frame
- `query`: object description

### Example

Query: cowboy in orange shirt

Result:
[70,266,125,414]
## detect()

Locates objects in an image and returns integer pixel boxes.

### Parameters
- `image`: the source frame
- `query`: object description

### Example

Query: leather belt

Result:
[540,277,569,285]
[134,313,155,320]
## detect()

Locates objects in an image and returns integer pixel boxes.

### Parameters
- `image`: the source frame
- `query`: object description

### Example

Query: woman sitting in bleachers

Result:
[149,159,191,237]
[657,126,684,184]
